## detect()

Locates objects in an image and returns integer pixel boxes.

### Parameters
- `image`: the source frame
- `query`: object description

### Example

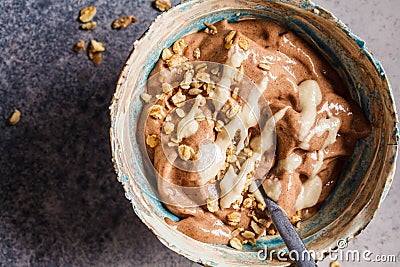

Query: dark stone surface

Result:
[0,0,197,266]
[1,0,399,266]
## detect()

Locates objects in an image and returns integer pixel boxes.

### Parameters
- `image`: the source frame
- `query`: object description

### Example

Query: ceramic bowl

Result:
[109,0,398,265]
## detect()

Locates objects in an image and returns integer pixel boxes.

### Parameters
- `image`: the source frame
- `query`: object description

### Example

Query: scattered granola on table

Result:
[154,0,171,12]
[79,6,96,23]
[8,109,21,125]
[111,15,137,30]
[80,21,97,30]
[88,40,105,66]
[73,40,85,52]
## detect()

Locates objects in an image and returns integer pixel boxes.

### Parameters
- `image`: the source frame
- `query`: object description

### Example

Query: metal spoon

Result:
[254,180,317,267]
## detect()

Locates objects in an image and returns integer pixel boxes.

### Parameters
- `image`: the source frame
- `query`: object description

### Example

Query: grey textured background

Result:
[0,0,399,266]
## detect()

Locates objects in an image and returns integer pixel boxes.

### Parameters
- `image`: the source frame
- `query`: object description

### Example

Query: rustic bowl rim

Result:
[110,0,398,265]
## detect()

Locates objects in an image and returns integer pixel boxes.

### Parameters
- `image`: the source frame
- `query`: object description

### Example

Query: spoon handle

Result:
[258,184,317,267]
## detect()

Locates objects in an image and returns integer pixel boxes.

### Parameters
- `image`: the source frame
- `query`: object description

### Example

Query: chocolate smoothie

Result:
[141,19,370,249]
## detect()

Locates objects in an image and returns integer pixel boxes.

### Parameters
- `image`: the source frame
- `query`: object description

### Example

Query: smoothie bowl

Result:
[109,0,398,265]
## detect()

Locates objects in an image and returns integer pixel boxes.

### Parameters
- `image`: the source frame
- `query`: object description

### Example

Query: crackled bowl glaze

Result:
[110,0,398,265]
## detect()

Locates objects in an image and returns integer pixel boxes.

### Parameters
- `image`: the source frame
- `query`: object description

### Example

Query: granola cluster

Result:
[73,6,138,66]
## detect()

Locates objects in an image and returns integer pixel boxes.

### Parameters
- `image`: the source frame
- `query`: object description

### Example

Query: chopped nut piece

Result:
[79,6,97,23]
[257,203,266,211]
[211,67,219,75]
[175,108,185,118]
[148,104,165,119]
[252,215,259,223]
[79,6,96,23]
[231,227,243,237]
[191,81,202,90]
[330,261,340,267]
[247,210,256,218]
[167,141,178,147]
[112,15,137,30]
[166,54,188,68]
[290,215,302,224]
[73,40,85,52]
[238,38,248,51]
[250,220,264,235]
[258,63,271,71]
[224,30,237,49]
[225,42,233,50]
[203,22,218,35]
[232,87,239,100]
[170,136,180,144]
[267,229,276,235]
[164,98,172,110]
[90,40,105,53]
[229,237,243,250]
[173,38,187,55]
[226,104,242,119]
[162,83,173,94]
[232,202,241,210]
[81,21,97,30]
[164,121,175,134]
[171,91,186,106]
[188,88,202,95]
[224,30,237,43]
[155,0,171,12]
[227,211,241,226]
[242,197,253,209]
[241,230,256,239]
[227,154,237,163]
[178,144,195,161]
[243,148,253,157]
[196,72,211,84]
[180,70,194,89]
[146,134,159,148]
[140,92,152,103]
[195,62,207,72]
[161,48,173,61]
[90,52,102,66]
[193,48,200,59]
[206,197,219,213]
[248,237,257,245]
[8,109,21,125]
